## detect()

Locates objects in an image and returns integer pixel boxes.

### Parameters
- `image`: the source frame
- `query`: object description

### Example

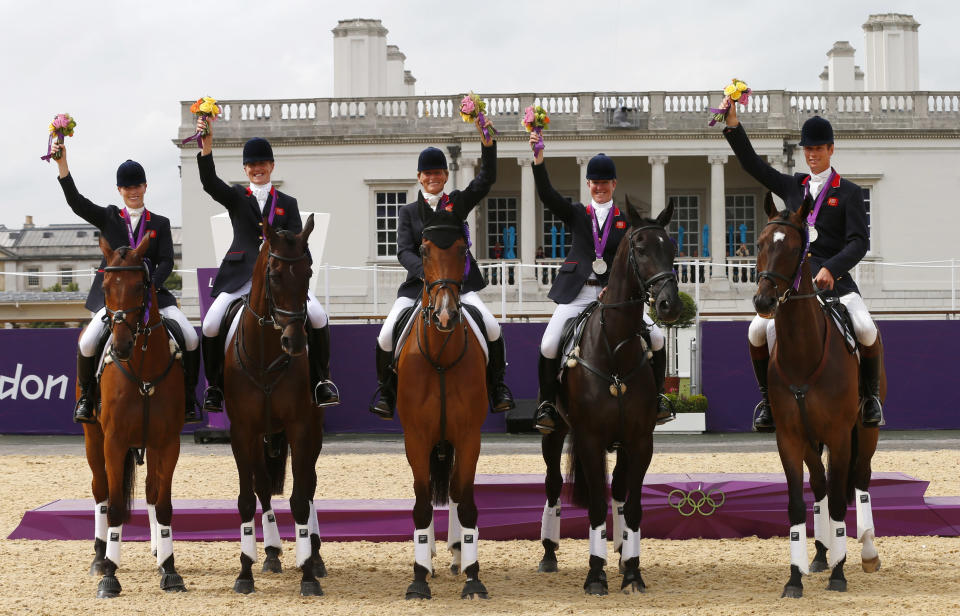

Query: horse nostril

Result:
[281,336,291,349]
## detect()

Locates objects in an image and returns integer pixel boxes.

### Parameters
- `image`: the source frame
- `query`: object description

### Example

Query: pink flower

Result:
[460,95,476,115]
[53,114,70,129]
[522,106,535,126]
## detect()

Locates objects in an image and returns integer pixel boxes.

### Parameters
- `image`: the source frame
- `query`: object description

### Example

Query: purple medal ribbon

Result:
[589,203,613,266]
[792,169,836,291]
[124,208,151,323]
[265,187,278,226]
[40,130,63,162]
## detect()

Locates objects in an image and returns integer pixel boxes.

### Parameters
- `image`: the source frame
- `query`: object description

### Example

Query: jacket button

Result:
[807,252,812,257]
[258,222,263,227]
[259,236,263,241]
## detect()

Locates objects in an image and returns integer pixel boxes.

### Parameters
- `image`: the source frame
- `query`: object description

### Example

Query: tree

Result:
[649,291,698,379]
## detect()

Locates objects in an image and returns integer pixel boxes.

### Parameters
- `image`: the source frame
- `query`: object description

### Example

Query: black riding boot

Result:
[534,353,561,434]
[859,355,884,427]
[752,358,775,432]
[308,325,340,407]
[651,347,675,425]
[369,345,396,419]
[487,336,516,413]
[200,334,224,412]
[74,352,98,424]
[182,347,203,424]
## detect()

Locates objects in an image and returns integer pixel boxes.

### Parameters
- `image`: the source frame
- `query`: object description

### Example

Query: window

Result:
[861,187,872,252]
[724,194,757,257]
[76,231,87,238]
[541,206,572,259]
[60,267,73,286]
[42,231,53,239]
[26,267,40,288]
[667,195,701,257]
[485,197,518,259]
[375,190,406,257]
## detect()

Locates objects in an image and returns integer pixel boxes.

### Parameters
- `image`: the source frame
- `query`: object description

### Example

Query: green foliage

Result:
[165,272,182,290]
[42,281,79,292]
[26,321,68,328]
[665,393,708,413]
[650,291,697,329]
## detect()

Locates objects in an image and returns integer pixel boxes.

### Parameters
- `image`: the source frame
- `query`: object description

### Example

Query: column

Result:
[518,158,536,274]
[648,155,669,218]
[460,158,480,247]
[708,155,728,282]
[577,156,591,205]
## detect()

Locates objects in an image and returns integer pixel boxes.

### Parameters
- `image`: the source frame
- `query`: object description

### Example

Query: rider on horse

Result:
[195,118,339,412]
[723,105,884,431]
[528,131,673,433]
[369,116,515,418]
[53,143,202,425]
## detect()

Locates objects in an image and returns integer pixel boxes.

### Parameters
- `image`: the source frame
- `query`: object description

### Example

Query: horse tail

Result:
[845,424,859,504]
[263,432,289,496]
[121,448,137,523]
[429,440,454,506]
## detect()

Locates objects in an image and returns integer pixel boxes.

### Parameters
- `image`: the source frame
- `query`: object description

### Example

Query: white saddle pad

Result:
[394,302,489,364]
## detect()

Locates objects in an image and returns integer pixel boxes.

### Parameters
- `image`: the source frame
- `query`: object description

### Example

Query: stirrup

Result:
[752,400,775,433]
[73,399,97,425]
[313,380,341,407]
[655,394,675,425]
[535,401,559,434]
[368,386,395,420]
[202,386,224,413]
[490,384,515,413]
[860,397,885,427]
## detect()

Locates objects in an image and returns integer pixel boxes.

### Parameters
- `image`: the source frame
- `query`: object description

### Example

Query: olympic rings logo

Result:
[667,488,725,517]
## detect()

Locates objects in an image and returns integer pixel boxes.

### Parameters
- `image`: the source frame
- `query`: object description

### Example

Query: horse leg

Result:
[805,446,830,573]
[777,437,809,599]
[97,440,131,599]
[254,451,283,576]
[453,435,487,600]
[405,443,434,600]
[154,439,186,592]
[538,425,567,573]
[447,461,463,576]
[855,425,881,573]
[610,448,628,574]
[230,434,259,595]
[287,431,323,597]
[83,424,109,577]
[620,435,654,594]
[826,443,852,592]
[145,448,160,562]
[579,443,609,596]
[305,418,327,580]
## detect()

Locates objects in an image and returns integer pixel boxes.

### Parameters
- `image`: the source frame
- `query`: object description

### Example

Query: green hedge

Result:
[665,393,708,413]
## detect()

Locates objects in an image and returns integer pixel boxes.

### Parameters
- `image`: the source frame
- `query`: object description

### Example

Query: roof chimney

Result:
[24,215,35,228]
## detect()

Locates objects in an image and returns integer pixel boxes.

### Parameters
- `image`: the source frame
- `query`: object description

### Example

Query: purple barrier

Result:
[702,320,960,432]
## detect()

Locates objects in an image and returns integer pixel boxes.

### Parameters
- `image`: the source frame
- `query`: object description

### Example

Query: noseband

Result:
[244,249,310,329]
[101,262,155,340]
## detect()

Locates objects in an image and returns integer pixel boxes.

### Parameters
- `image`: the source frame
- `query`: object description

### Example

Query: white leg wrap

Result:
[460,527,479,574]
[147,504,158,555]
[94,501,108,542]
[620,527,640,561]
[262,510,282,549]
[295,524,311,568]
[611,499,625,553]
[589,523,607,564]
[447,502,461,553]
[156,524,173,566]
[855,489,874,542]
[240,520,257,562]
[106,525,122,566]
[813,496,829,546]
[308,500,320,538]
[789,523,809,575]
[540,501,562,546]
[414,526,434,574]
[828,517,847,568]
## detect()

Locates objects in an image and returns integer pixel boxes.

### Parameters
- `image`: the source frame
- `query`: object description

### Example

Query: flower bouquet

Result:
[522,105,550,156]
[40,113,77,162]
[708,79,751,126]
[182,96,221,146]
[459,92,497,141]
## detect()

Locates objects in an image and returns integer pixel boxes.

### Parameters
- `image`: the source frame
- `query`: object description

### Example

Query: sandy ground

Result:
[1,446,959,615]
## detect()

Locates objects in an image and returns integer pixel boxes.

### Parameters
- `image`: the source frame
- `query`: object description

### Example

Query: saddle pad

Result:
[222,298,246,354]
[558,301,600,380]
[394,301,488,364]
[822,299,858,354]
[96,329,182,380]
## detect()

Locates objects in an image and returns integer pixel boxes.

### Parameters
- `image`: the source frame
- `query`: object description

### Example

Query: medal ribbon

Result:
[123,207,151,323]
[265,187,278,226]
[589,203,613,263]
[793,169,836,290]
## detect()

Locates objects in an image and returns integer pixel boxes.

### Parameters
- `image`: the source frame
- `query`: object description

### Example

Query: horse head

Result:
[754,192,814,317]
[262,214,315,356]
[418,201,466,333]
[622,195,681,322]
[100,235,152,361]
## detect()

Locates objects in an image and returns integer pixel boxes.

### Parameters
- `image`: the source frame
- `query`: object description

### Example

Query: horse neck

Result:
[600,245,641,309]
[773,261,826,370]
[248,246,270,318]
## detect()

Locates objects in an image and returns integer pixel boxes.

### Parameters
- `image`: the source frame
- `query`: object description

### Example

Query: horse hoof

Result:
[461,579,488,600]
[313,556,327,579]
[584,582,608,596]
[450,564,460,575]
[827,578,847,592]
[300,580,324,597]
[262,555,283,574]
[809,556,829,573]
[89,559,106,577]
[862,555,881,573]
[621,581,646,594]
[96,575,122,599]
[161,573,187,592]
[538,558,558,573]
[405,580,431,600]
[233,578,255,595]
[780,584,803,599]
[618,559,626,575]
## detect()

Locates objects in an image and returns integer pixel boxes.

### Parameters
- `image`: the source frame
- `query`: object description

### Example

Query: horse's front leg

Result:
[538,425,567,573]
[289,428,323,597]
[579,441,609,596]
[154,438,186,592]
[452,433,486,600]
[610,448,628,574]
[404,438,434,600]
[777,435,810,599]
[854,424,881,573]
[805,446,830,573]
[230,431,259,595]
[620,431,654,594]
[83,423,109,577]
[253,440,283,577]
[825,443,853,592]
[96,440,132,599]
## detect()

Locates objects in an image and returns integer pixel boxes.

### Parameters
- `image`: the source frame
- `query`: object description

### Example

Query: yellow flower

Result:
[723,84,737,96]
[199,101,217,115]
[203,97,218,106]
[735,81,748,92]
[731,91,741,101]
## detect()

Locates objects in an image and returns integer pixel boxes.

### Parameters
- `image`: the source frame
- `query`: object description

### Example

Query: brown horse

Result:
[83,236,187,598]
[223,215,327,597]
[396,204,489,600]
[539,199,681,595]
[753,193,884,598]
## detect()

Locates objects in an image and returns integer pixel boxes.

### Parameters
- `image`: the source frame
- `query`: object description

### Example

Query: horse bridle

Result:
[243,249,311,330]
[101,262,161,343]
[621,225,679,308]
[418,223,468,331]
[756,219,817,305]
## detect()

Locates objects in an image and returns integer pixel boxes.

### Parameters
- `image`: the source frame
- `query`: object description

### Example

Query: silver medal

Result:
[808,224,818,243]
[592,259,607,275]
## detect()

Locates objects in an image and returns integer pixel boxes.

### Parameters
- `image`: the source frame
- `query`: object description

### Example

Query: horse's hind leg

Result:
[230,433,259,594]
[610,449,628,574]
[289,429,323,597]
[854,425,881,573]
[805,446,830,573]
[154,438,186,592]
[254,451,283,576]
[538,426,567,573]
[83,424,108,577]
[620,434,654,594]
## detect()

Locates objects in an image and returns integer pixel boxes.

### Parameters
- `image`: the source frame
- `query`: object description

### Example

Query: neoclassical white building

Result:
[176,15,960,322]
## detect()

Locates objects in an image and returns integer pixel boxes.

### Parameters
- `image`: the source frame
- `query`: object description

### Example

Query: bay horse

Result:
[396,203,489,600]
[539,198,681,595]
[224,215,327,597]
[753,193,884,598]
[83,236,187,598]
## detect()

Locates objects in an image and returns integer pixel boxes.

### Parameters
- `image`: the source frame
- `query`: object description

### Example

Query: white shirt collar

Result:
[249,182,273,207]
[126,206,144,225]
[422,190,445,209]
[591,199,614,227]
[808,168,832,197]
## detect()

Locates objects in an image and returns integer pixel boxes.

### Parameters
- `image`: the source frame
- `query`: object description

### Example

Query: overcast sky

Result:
[2,0,953,228]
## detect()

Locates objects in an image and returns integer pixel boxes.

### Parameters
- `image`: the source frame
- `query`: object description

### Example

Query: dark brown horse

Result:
[83,236,187,598]
[224,215,327,597]
[753,193,884,598]
[539,199,681,595]
[396,204,489,600]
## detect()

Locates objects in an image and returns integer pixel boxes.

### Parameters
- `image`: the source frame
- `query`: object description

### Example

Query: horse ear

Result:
[263,219,279,246]
[656,198,676,228]
[99,236,114,261]
[763,191,777,219]
[799,194,814,222]
[300,214,315,242]
[132,233,151,259]
[624,194,644,227]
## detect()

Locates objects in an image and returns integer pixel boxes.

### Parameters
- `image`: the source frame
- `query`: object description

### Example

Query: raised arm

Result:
[52,142,110,229]
[396,205,424,280]
[530,129,578,223]
[722,105,796,201]
[195,116,237,208]
[454,117,498,217]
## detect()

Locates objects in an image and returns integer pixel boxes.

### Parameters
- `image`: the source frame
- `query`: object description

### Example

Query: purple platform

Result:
[11,472,960,542]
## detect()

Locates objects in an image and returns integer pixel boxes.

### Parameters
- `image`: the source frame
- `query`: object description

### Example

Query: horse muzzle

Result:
[753,292,777,319]
[432,306,459,332]
[280,324,307,357]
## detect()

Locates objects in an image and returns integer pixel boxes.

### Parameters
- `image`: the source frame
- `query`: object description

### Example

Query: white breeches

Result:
[201,280,327,337]
[540,284,664,359]
[377,292,501,352]
[80,305,198,357]
[748,291,877,351]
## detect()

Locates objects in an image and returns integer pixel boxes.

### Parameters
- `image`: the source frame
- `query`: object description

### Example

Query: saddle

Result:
[220,297,246,354]
[392,301,489,364]
[556,301,601,381]
[820,295,858,355]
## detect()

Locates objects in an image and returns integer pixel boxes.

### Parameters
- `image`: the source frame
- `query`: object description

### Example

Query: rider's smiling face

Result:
[803,144,834,175]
